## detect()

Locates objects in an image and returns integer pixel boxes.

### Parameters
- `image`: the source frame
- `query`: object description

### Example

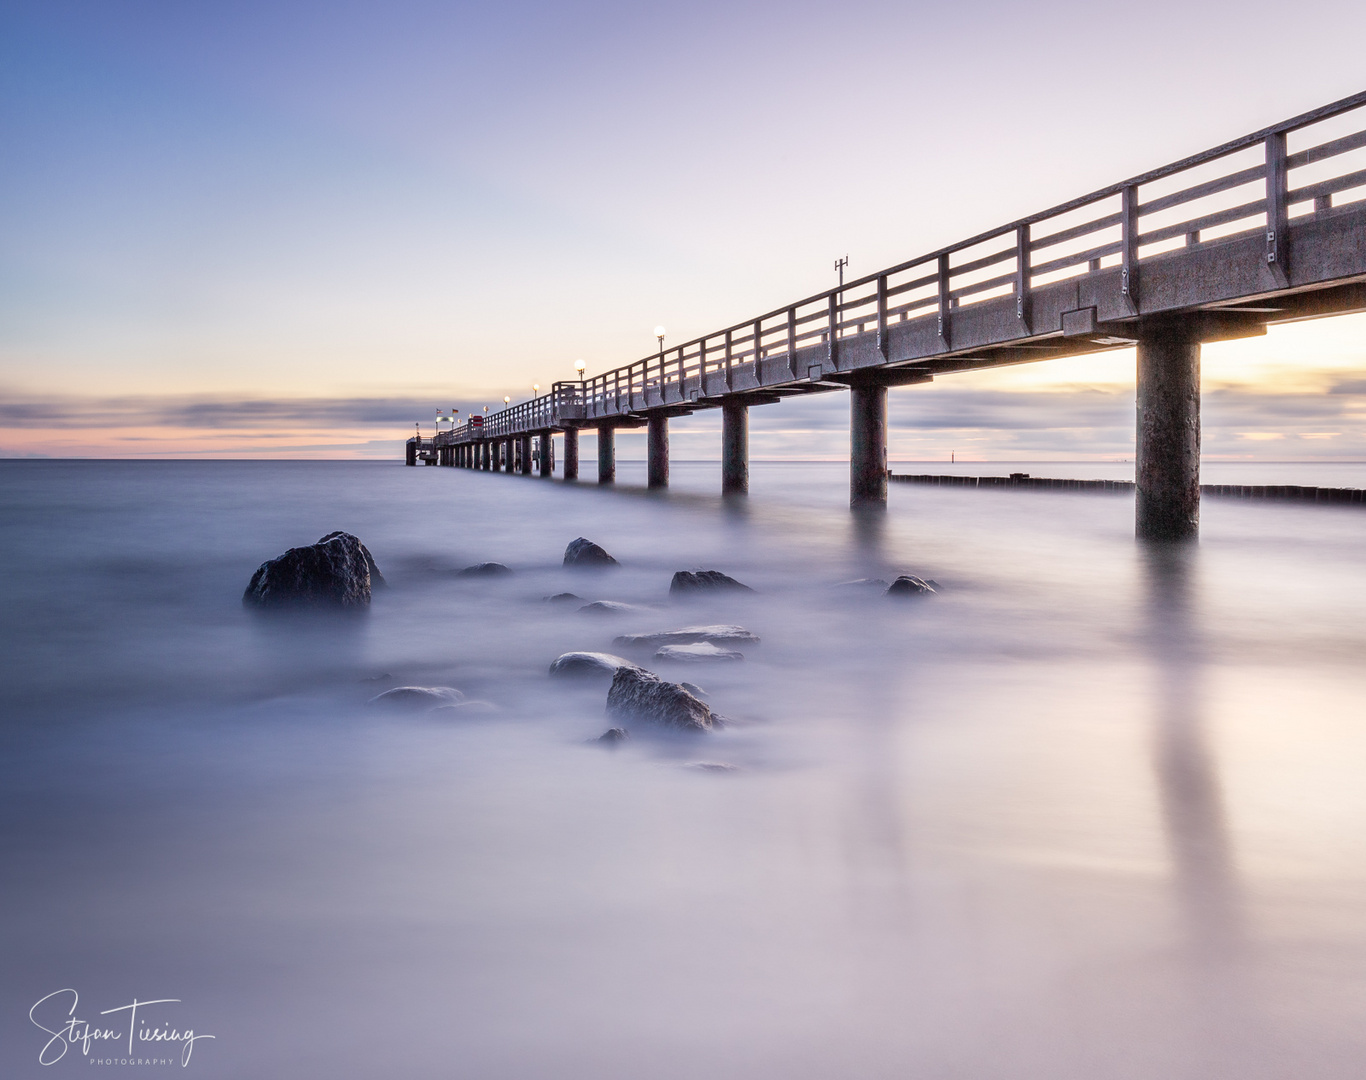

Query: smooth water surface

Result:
[2,460,1364,1078]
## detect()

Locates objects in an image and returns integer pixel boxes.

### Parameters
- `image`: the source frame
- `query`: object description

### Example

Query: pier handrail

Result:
[449,89,1366,438]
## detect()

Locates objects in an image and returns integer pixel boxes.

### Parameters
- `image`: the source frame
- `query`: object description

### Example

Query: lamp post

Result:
[654,325,666,359]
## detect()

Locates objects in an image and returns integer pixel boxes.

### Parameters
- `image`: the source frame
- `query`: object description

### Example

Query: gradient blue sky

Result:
[2,0,1365,458]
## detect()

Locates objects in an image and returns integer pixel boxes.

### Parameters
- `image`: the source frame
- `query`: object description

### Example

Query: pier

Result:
[410,91,1366,540]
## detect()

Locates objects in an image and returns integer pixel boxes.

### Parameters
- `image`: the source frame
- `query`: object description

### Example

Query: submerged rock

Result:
[614,624,759,647]
[244,531,384,610]
[456,562,513,577]
[430,700,497,715]
[544,592,583,604]
[564,538,619,567]
[595,727,630,745]
[680,761,739,772]
[578,600,652,616]
[833,577,890,590]
[670,569,753,595]
[548,652,644,679]
[680,682,707,697]
[654,642,744,663]
[886,575,936,597]
[606,668,718,732]
[368,686,465,709]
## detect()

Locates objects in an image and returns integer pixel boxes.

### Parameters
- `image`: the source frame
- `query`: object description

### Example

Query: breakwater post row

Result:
[407,91,1366,541]
[890,473,1366,505]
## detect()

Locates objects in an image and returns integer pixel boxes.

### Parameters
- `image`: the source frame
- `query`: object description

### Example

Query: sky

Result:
[2,0,1365,461]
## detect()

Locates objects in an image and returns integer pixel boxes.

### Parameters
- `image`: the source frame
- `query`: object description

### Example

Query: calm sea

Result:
[2,459,1364,1078]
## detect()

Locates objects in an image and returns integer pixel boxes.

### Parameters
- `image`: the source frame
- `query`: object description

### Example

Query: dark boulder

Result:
[244,532,383,609]
[596,727,630,745]
[564,538,619,567]
[548,652,644,680]
[606,668,718,732]
[318,532,386,588]
[456,562,513,577]
[886,575,936,597]
[670,570,753,595]
[544,592,583,604]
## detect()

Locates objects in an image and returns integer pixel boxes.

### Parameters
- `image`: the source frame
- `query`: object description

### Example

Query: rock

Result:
[430,700,497,715]
[654,642,744,663]
[368,686,465,709]
[680,682,707,697]
[544,592,582,604]
[548,652,644,679]
[614,625,759,647]
[358,673,392,683]
[606,668,718,732]
[456,562,513,577]
[564,537,619,567]
[886,575,936,597]
[670,570,753,595]
[596,727,630,745]
[244,531,384,609]
[578,601,651,616]
[833,577,890,590]
[681,761,738,772]
[318,531,387,588]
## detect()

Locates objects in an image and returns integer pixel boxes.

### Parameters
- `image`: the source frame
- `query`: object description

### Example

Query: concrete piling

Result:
[647,415,669,489]
[721,402,748,495]
[850,382,888,508]
[563,428,579,481]
[598,426,615,484]
[538,431,551,477]
[1137,321,1201,541]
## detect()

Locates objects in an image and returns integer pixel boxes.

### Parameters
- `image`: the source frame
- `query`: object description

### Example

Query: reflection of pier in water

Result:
[411,90,1366,540]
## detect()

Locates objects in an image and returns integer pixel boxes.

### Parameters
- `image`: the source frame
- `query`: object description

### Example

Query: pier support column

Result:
[405,441,417,466]
[647,414,669,489]
[1137,320,1201,541]
[721,402,748,495]
[538,432,551,477]
[564,428,579,481]
[598,426,615,484]
[520,435,533,476]
[850,382,888,508]
[503,439,514,472]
